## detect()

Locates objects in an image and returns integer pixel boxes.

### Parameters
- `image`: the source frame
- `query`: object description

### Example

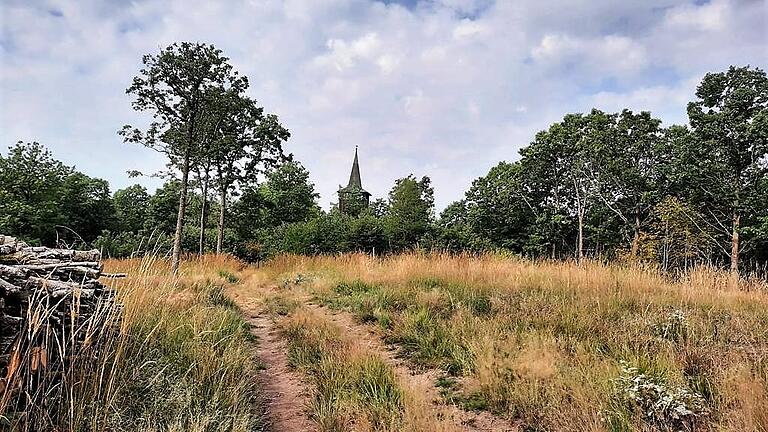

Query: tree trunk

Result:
[630,212,641,258]
[217,188,227,254]
[172,150,191,274]
[730,210,740,287]
[198,173,209,255]
[577,209,584,263]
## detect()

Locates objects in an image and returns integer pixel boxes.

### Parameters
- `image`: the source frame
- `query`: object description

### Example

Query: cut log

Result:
[0,234,121,423]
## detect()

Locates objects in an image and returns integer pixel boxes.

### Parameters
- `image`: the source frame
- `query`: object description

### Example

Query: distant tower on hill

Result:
[338,146,371,216]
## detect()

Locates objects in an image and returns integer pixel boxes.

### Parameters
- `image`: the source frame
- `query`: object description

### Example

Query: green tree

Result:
[145,181,183,235]
[463,162,535,252]
[687,65,768,277]
[121,42,246,273]
[209,92,289,253]
[587,110,665,257]
[385,175,434,250]
[259,161,320,226]
[59,172,115,244]
[113,185,150,233]
[0,142,71,244]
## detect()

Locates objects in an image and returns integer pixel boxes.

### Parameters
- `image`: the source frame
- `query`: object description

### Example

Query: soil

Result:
[245,310,316,432]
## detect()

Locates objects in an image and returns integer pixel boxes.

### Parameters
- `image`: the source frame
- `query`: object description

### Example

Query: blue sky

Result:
[1,0,765,210]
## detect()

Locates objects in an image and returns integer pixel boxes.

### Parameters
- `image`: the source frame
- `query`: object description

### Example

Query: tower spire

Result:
[347,146,362,189]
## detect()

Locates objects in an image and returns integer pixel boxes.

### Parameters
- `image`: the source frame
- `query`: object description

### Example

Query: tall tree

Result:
[687,66,768,279]
[210,93,288,253]
[385,175,434,250]
[121,42,246,273]
[590,110,664,257]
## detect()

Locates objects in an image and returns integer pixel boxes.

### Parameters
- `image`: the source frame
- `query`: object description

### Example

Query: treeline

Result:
[251,65,768,275]
[1,40,765,276]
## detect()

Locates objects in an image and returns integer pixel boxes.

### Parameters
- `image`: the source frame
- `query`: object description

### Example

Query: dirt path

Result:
[304,301,519,432]
[243,308,315,432]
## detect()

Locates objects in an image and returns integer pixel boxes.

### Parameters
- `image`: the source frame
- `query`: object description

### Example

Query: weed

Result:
[218,269,240,284]
[613,361,709,430]
[258,253,768,431]
[263,294,300,316]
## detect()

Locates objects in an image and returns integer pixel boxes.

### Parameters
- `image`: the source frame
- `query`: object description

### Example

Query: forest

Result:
[1,43,766,277]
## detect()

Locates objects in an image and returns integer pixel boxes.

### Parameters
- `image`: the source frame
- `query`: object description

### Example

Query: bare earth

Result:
[245,310,316,432]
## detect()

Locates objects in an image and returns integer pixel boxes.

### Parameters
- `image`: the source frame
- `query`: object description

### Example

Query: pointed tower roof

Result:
[347,146,362,189]
[339,146,369,195]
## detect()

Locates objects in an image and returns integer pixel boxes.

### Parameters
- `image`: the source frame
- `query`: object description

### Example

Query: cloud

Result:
[0,0,764,211]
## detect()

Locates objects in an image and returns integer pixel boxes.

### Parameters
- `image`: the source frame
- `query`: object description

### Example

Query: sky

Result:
[1,0,766,211]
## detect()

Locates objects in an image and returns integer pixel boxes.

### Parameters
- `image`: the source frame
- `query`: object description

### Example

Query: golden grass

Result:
[257,253,768,432]
[2,254,263,432]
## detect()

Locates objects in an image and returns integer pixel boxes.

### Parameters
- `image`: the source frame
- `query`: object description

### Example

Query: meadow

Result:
[252,253,768,432]
[6,253,767,432]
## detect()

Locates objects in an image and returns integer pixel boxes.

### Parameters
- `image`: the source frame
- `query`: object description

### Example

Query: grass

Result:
[1,254,265,432]
[274,305,463,432]
[259,253,768,432]
[282,309,403,431]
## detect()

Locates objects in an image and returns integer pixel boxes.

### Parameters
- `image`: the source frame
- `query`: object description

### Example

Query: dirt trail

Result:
[304,302,519,432]
[238,297,315,432]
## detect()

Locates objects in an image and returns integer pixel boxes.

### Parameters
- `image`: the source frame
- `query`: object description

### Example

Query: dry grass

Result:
[2,254,264,432]
[258,253,768,432]
[277,306,461,432]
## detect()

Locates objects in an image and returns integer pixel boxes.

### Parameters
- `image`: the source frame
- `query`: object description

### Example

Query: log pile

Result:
[0,234,121,398]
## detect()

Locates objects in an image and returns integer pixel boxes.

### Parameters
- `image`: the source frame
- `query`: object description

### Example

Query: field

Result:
[10,253,767,431]
[229,254,768,432]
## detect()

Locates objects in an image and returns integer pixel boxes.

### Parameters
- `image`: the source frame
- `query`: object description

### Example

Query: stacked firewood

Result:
[0,234,121,387]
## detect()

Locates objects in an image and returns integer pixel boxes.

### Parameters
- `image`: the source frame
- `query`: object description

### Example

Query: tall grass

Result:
[263,253,768,432]
[272,303,463,432]
[1,254,264,432]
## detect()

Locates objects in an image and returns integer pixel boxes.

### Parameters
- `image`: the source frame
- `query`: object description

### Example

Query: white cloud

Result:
[453,19,488,40]
[664,0,730,31]
[531,33,648,76]
[0,0,764,211]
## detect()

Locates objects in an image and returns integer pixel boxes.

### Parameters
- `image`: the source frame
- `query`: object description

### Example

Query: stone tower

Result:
[338,147,371,215]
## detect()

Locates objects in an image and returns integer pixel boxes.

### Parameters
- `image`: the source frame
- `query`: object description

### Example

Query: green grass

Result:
[283,310,404,431]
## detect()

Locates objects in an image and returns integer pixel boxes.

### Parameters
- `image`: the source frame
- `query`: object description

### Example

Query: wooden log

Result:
[0,277,23,295]
[0,264,26,279]
[0,233,120,388]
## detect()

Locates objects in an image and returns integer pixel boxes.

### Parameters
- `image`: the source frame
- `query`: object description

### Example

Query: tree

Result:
[687,65,768,279]
[385,175,434,250]
[59,172,115,244]
[522,113,604,261]
[121,42,246,273]
[210,95,288,253]
[587,110,664,257]
[259,161,320,226]
[0,142,71,244]
[145,181,183,235]
[463,162,534,252]
[113,185,150,233]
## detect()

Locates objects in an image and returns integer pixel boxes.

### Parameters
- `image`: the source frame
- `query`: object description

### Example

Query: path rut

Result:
[245,309,315,432]
[305,302,519,432]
